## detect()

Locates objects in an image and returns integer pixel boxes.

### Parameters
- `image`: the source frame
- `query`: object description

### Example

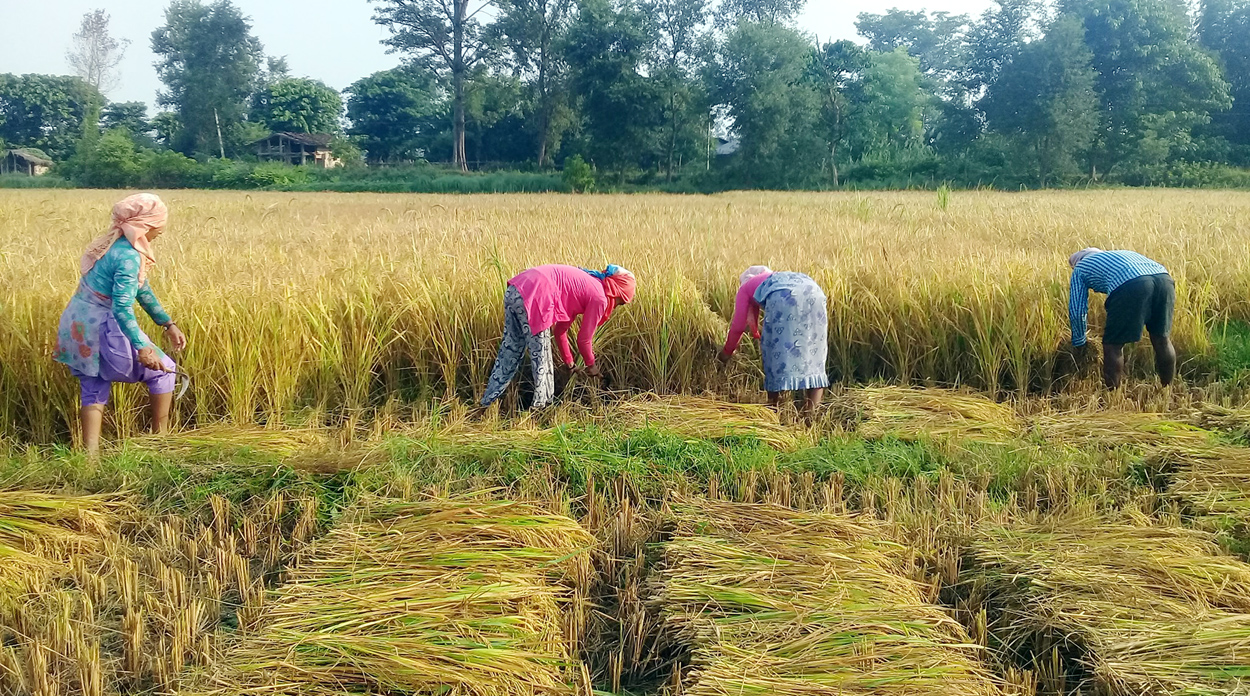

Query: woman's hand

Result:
[164,323,187,352]
[137,346,168,372]
[717,350,733,366]
[585,363,603,378]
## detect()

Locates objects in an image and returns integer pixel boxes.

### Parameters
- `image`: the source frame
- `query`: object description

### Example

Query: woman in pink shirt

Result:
[481,264,636,409]
[719,265,829,418]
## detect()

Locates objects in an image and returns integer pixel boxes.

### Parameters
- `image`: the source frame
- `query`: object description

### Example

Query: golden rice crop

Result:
[193,497,596,696]
[3,189,1249,441]
[962,515,1250,695]
[653,498,1009,696]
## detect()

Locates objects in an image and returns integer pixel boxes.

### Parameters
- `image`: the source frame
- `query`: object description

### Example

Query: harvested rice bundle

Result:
[614,394,800,449]
[1029,410,1213,449]
[196,498,595,696]
[845,387,1023,442]
[654,499,1007,696]
[965,516,1250,695]
[1171,446,1250,520]
[0,491,124,595]
[128,425,332,460]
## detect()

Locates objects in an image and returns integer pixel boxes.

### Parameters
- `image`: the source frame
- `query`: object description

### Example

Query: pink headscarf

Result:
[80,193,168,286]
[595,266,636,326]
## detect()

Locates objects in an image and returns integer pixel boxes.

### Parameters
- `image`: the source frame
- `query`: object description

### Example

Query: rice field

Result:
[4,190,1250,695]
[4,189,1250,441]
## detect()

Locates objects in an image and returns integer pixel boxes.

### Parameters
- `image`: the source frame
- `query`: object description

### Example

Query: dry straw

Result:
[194,497,596,696]
[963,516,1250,695]
[652,498,1009,696]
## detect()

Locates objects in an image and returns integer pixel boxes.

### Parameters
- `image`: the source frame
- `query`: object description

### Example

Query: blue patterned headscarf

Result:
[582,264,628,280]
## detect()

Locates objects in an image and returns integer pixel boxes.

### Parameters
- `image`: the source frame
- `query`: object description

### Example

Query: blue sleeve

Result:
[109,249,153,349]
[137,280,172,327]
[1069,269,1090,347]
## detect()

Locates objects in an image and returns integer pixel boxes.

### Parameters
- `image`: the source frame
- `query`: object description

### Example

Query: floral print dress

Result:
[55,238,171,378]
[753,272,830,392]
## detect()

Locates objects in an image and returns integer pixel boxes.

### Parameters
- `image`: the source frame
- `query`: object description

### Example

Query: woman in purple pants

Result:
[54,194,187,457]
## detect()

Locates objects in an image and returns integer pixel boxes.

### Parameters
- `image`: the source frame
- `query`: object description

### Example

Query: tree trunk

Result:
[537,42,551,168]
[666,90,678,182]
[453,0,468,171]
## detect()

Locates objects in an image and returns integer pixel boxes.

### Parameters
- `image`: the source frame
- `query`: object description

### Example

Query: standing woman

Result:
[481,264,636,410]
[719,266,829,418]
[54,193,187,456]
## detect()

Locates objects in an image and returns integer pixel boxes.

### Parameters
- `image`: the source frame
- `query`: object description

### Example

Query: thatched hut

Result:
[1,149,53,176]
[251,133,341,168]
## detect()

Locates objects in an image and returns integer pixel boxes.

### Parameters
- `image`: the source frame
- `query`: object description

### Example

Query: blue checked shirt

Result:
[1069,251,1168,347]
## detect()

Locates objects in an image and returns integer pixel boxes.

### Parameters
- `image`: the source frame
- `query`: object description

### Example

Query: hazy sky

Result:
[1,0,994,108]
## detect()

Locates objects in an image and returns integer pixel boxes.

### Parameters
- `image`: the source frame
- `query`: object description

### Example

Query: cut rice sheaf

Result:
[653,498,1010,696]
[193,497,596,696]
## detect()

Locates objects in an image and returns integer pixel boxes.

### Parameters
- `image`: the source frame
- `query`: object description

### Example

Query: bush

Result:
[562,155,595,193]
[247,162,312,189]
[140,150,200,188]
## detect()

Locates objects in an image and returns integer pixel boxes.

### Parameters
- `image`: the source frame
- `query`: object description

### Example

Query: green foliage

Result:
[345,68,441,164]
[850,48,930,156]
[246,161,311,188]
[100,101,151,137]
[252,77,344,134]
[0,73,101,160]
[151,0,264,157]
[709,21,822,188]
[1212,321,1250,380]
[562,153,595,191]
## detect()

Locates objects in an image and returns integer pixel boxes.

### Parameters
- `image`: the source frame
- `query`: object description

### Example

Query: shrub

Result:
[562,155,595,193]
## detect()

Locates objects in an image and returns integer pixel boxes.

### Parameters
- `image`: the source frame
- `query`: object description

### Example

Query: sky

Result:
[0,0,995,109]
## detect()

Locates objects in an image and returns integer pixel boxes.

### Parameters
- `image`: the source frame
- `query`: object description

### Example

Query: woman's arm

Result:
[723,284,757,356]
[137,280,173,327]
[553,321,576,367]
[110,252,154,349]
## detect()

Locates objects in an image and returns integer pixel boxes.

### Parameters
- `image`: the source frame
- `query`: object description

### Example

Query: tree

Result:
[809,40,868,186]
[564,0,666,179]
[67,10,129,95]
[985,15,1099,183]
[1199,0,1250,160]
[345,67,442,163]
[965,0,1042,95]
[370,0,494,171]
[151,0,264,158]
[101,101,151,137]
[252,78,344,134]
[0,74,100,160]
[713,0,806,25]
[1061,0,1230,174]
[855,9,971,97]
[709,21,823,187]
[647,0,712,180]
[850,48,930,155]
[491,0,576,166]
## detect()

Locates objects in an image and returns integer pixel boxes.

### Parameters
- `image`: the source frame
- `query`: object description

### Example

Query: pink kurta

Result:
[723,272,773,355]
[509,265,610,367]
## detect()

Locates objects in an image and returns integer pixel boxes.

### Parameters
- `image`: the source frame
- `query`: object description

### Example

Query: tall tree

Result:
[809,40,868,186]
[345,67,442,163]
[492,0,576,166]
[252,78,344,134]
[370,0,494,171]
[709,21,823,187]
[564,0,665,179]
[1061,0,1230,173]
[965,0,1042,95]
[151,0,264,158]
[985,15,1099,183]
[66,10,129,96]
[855,9,970,97]
[0,74,100,160]
[648,0,711,180]
[850,48,930,155]
[1199,0,1250,161]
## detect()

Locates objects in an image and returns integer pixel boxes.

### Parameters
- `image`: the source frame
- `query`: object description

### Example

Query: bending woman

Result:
[482,264,636,410]
[719,266,829,418]
[55,193,187,456]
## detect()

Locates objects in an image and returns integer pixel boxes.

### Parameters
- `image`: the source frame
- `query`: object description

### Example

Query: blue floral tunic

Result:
[754,272,830,392]
[55,238,171,377]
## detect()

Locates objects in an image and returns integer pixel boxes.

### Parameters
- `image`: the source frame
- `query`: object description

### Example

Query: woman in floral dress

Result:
[719,265,829,419]
[54,193,187,456]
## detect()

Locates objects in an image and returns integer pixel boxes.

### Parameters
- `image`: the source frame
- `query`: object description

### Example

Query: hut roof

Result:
[4,148,54,167]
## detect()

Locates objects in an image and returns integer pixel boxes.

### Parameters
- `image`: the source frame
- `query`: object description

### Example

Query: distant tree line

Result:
[3,0,1250,190]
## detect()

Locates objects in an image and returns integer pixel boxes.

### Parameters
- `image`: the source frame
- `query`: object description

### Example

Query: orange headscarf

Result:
[591,265,636,325]
[80,193,168,286]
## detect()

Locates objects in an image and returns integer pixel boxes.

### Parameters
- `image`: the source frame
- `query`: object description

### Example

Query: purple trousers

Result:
[72,314,176,407]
